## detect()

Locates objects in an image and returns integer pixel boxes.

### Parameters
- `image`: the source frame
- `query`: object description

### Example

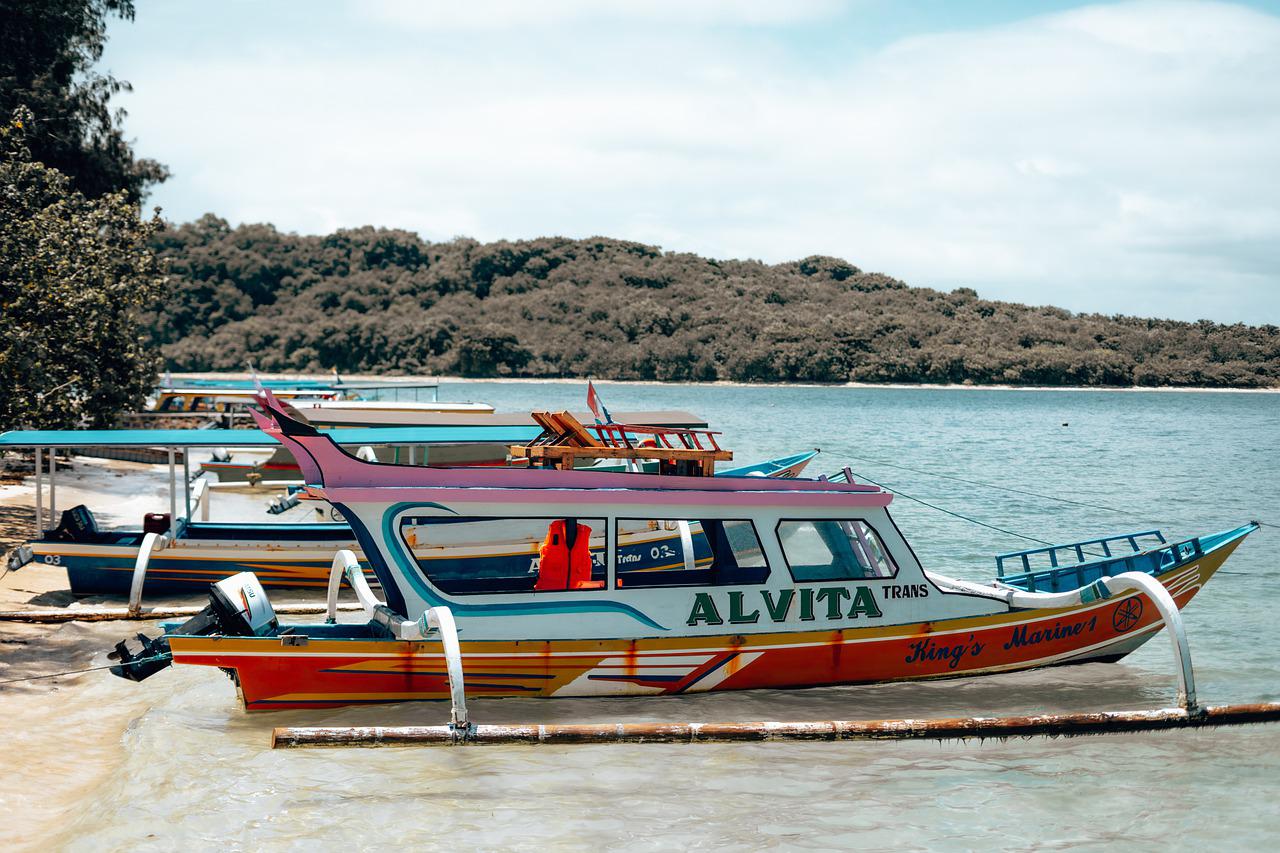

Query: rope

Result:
[0,653,170,686]
[843,454,1134,516]
[845,469,1058,548]
[845,454,1280,531]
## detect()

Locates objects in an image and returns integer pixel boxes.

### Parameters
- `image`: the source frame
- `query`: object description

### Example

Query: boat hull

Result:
[168,536,1241,710]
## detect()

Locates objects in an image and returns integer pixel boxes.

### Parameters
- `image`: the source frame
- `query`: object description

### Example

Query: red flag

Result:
[587,381,613,424]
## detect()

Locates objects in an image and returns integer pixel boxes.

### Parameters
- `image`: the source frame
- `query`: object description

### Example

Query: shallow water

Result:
[6,383,1280,849]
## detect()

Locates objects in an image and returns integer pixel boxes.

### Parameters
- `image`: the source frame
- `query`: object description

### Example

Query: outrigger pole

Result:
[272,703,1280,748]
[269,551,1280,749]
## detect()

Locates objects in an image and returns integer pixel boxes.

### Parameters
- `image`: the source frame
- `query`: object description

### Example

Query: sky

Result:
[99,1,1280,324]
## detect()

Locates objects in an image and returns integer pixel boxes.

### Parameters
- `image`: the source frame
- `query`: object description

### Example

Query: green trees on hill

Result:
[145,217,1280,388]
[0,109,167,429]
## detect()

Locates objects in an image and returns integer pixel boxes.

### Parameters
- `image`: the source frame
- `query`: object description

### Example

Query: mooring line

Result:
[845,469,1058,548]
[0,654,169,686]
[845,454,1279,532]
[844,453,1136,515]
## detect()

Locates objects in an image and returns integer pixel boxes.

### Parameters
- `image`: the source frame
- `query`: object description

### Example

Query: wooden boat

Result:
[108,394,1257,710]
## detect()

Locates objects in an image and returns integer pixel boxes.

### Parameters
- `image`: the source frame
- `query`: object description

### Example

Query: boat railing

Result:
[996,529,1168,578]
[999,535,1204,594]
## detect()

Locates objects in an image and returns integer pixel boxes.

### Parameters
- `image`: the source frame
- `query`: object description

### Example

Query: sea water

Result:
[5,383,1279,850]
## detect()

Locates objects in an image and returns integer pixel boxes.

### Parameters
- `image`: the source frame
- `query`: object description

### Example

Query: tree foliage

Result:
[0,0,167,201]
[146,218,1280,389]
[0,108,167,429]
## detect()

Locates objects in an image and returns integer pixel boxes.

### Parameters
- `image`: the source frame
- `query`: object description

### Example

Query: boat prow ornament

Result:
[99,392,1276,746]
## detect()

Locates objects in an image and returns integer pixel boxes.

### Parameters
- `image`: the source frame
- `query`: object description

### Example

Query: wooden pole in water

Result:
[271,703,1280,749]
[0,602,364,623]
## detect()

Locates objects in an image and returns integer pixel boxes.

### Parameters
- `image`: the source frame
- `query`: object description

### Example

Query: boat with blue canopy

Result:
[0,414,817,596]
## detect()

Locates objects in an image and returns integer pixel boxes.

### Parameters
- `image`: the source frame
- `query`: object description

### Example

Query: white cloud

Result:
[115,0,1280,322]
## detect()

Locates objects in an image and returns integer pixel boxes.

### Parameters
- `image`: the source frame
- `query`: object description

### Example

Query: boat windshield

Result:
[777,519,898,581]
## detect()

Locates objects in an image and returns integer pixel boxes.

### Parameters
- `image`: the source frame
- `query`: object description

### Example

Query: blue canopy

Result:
[164,377,439,391]
[0,425,540,449]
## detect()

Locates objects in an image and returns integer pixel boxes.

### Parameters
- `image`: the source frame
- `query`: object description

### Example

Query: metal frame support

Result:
[127,532,164,616]
[324,548,469,731]
[191,477,211,521]
[422,606,468,730]
[49,447,57,526]
[183,452,192,522]
[34,447,43,534]
[678,520,695,572]
[1105,572,1197,712]
[991,570,1199,712]
[167,447,177,525]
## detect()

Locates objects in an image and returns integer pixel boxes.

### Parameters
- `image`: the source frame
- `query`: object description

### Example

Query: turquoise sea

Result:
[9,382,1280,850]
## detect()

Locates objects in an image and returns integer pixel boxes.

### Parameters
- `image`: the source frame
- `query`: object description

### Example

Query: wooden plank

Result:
[271,702,1280,748]
[549,411,604,447]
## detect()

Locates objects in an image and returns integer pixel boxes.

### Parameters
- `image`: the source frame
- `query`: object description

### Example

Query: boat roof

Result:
[246,392,888,503]
[163,377,440,392]
[294,408,709,429]
[157,389,340,400]
[0,424,540,449]
[289,401,494,413]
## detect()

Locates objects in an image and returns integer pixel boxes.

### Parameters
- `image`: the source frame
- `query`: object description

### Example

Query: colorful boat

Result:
[109,395,1257,710]
[4,422,813,595]
[3,423,538,593]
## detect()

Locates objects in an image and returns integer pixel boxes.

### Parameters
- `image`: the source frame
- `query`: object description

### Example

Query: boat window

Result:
[777,520,899,581]
[156,395,182,412]
[614,518,769,588]
[398,515,606,595]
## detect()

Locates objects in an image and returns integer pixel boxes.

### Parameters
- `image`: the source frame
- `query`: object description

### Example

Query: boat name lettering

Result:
[882,584,928,599]
[904,633,985,669]
[1003,615,1098,651]
[686,586,883,626]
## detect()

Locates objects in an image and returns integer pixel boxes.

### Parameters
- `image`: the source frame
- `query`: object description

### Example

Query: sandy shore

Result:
[0,453,346,847]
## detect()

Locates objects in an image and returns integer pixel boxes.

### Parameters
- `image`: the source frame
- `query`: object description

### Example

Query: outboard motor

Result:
[47,505,100,542]
[109,572,279,682]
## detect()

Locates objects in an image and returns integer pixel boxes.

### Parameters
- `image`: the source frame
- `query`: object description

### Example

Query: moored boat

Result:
[109,394,1258,710]
[5,416,814,595]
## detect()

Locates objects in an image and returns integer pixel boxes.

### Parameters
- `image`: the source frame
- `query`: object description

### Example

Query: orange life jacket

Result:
[535,519,595,591]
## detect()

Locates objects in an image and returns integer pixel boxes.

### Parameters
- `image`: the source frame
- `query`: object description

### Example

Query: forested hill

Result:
[147,215,1280,388]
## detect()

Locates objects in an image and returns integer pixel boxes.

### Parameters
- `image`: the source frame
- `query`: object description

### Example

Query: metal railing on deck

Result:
[1000,536,1204,594]
[996,529,1167,577]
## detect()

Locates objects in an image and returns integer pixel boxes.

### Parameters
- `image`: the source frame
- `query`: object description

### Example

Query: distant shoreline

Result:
[170,372,1280,394]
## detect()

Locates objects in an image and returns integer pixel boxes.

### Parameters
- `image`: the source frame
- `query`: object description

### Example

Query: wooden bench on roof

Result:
[509,411,733,477]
